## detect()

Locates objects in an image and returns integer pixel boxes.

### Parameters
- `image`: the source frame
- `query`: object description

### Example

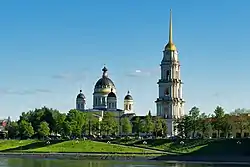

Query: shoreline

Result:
[0,153,250,164]
[0,152,156,161]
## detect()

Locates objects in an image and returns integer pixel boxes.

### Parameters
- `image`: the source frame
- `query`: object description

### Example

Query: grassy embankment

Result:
[110,138,250,156]
[2,138,250,156]
[0,140,160,154]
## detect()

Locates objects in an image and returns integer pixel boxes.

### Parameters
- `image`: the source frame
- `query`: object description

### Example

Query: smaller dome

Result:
[164,42,177,51]
[124,91,133,100]
[108,88,116,98]
[77,90,85,99]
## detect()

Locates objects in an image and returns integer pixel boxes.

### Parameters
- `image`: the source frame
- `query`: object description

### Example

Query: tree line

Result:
[6,107,167,139]
[175,106,250,138]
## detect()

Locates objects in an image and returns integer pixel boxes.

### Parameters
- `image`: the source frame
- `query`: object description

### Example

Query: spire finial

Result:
[169,9,173,44]
[111,88,113,92]
[127,90,130,94]
[80,89,82,93]
[164,9,177,51]
[102,65,108,77]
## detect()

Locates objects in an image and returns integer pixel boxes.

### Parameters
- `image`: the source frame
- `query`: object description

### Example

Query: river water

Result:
[0,158,249,167]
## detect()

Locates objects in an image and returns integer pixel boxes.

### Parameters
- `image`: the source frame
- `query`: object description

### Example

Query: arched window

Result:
[165,88,170,96]
[167,70,170,80]
[129,104,131,110]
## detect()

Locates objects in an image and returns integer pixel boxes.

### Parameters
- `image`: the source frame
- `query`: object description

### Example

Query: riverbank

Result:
[0,152,158,161]
[1,152,250,164]
[153,155,250,164]
[0,140,159,153]
[113,138,250,155]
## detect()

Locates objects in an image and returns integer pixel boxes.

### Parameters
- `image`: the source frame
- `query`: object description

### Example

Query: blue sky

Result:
[0,0,250,120]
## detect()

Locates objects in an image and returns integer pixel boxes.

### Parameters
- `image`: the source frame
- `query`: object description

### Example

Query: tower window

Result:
[167,70,170,80]
[165,88,170,96]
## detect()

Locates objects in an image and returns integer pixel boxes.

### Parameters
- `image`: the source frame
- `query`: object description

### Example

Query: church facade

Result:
[75,66,135,121]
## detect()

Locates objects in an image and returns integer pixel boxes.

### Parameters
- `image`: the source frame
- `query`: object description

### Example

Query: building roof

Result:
[94,67,116,89]
[108,89,116,98]
[124,91,133,100]
[76,90,85,99]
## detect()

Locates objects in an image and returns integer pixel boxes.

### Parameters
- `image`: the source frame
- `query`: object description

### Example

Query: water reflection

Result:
[1,157,248,167]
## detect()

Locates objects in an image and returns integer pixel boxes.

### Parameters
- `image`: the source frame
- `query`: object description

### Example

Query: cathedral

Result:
[75,66,135,120]
[75,10,184,136]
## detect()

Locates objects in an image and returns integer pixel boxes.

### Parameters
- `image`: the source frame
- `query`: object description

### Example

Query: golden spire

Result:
[165,9,177,51]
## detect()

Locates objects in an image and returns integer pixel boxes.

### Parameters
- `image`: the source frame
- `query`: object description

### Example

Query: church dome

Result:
[165,42,177,51]
[108,89,116,98]
[95,77,115,89]
[94,66,116,93]
[124,91,133,100]
[77,90,85,99]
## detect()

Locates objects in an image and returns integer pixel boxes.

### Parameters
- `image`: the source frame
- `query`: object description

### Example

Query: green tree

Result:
[212,106,225,137]
[233,113,249,138]
[83,113,99,136]
[71,120,82,137]
[175,115,192,138]
[161,119,168,136]
[121,117,132,135]
[18,107,60,135]
[132,117,140,135]
[139,120,146,133]
[62,121,73,138]
[54,113,66,135]
[38,121,50,139]
[189,106,200,137]
[221,114,232,138]
[154,117,163,137]
[199,113,211,138]
[40,107,56,132]
[148,110,152,117]
[101,112,118,135]
[19,120,34,139]
[145,114,154,134]
[6,121,19,139]
[66,109,86,137]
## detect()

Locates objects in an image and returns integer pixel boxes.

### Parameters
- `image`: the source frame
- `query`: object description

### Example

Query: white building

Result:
[155,10,185,136]
[75,66,136,119]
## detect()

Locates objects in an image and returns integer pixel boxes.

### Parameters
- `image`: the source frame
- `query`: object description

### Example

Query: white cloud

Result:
[135,70,141,73]
[126,67,160,78]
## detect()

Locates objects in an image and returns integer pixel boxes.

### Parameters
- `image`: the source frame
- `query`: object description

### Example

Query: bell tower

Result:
[155,10,185,136]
